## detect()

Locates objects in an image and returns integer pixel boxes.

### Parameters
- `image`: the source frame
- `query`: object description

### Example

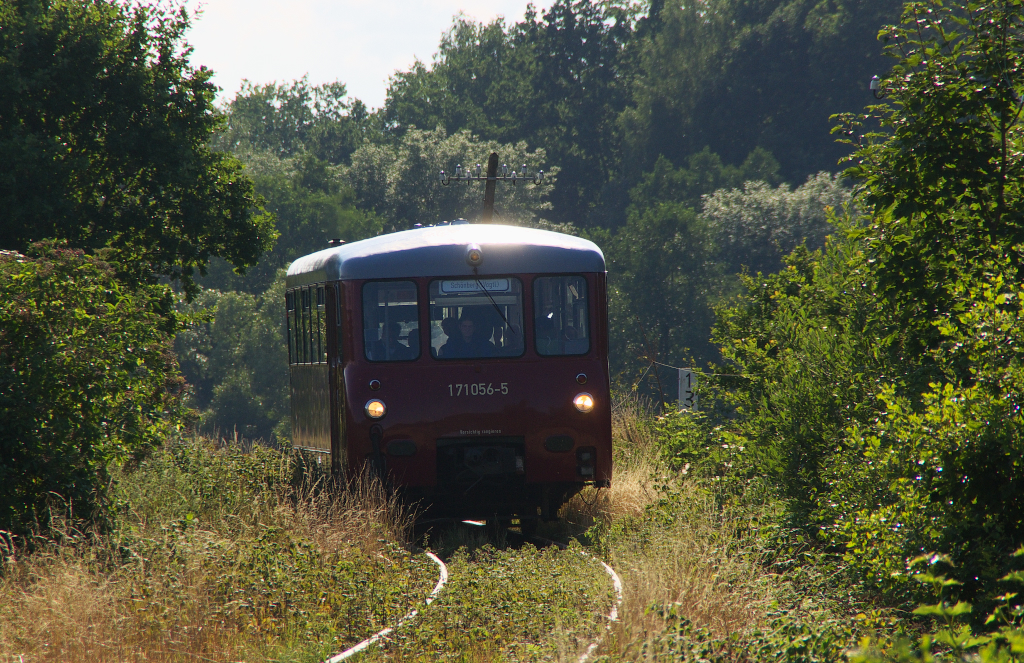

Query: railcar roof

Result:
[285,224,605,288]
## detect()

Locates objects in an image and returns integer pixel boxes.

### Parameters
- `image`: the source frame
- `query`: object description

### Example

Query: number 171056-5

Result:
[449,383,508,396]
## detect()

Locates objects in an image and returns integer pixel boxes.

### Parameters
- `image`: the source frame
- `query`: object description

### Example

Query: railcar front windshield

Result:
[429,278,525,359]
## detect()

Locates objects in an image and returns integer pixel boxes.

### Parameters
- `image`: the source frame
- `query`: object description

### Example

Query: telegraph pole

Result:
[439,152,544,222]
[481,152,499,223]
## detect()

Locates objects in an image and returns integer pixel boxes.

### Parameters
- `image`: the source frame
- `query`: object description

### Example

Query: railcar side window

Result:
[316,285,327,363]
[301,287,312,363]
[286,285,329,364]
[533,276,590,356]
[362,281,420,362]
[429,278,524,359]
[286,291,295,364]
[294,290,302,363]
[334,283,343,360]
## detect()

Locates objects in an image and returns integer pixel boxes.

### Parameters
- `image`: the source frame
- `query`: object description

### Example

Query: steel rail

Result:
[321,550,449,663]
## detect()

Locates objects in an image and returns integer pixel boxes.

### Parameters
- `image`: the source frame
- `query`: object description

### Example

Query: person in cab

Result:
[443,314,495,358]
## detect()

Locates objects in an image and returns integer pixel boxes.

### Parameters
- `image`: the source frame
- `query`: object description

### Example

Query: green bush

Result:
[850,553,1024,662]
[646,603,854,663]
[819,264,1024,608]
[0,243,187,537]
[711,215,901,515]
[713,221,1024,611]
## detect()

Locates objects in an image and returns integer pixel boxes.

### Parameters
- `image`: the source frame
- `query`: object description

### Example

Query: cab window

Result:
[533,276,590,356]
[429,278,524,359]
[362,281,420,362]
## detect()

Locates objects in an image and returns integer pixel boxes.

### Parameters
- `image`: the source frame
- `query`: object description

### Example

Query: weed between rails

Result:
[367,540,615,662]
[0,439,432,663]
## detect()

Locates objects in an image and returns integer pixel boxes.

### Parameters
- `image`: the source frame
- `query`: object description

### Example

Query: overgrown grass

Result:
[566,395,880,662]
[0,439,432,662]
[369,540,615,662]
[2,396,887,662]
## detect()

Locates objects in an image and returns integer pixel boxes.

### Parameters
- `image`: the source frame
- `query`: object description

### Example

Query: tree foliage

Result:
[381,1,635,225]
[345,126,556,228]
[378,0,898,228]
[175,273,289,441]
[834,0,1024,346]
[214,77,370,165]
[702,171,852,276]
[713,0,1024,612]
[600,152,849,389]
[600,200,720,390]
[622,0,898,185]
[0,244,188,536]
[0,0,276,294]
[201,151,381,294]
[713,220,898,508]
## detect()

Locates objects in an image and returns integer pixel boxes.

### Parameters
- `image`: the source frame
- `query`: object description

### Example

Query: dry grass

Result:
[559,394,798,659]
[285,467,418,554]
[0,440,425,663]
[560,393,663,530]
[0,539,256,661]
[608,483,787,645]
[560,461,657,529]
[610,393,663,468]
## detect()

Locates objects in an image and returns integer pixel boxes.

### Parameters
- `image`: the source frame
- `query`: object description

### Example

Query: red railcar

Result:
[285,223,611,524]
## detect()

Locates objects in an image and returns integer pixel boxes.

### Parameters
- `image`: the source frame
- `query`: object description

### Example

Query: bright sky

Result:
[185,0,553,110]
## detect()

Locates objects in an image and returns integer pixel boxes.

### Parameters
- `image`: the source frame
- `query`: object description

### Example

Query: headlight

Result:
[365,399,386,419]
[573,392,594,413]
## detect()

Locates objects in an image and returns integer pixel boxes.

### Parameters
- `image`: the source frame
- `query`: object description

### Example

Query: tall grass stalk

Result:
[0,438,427,662]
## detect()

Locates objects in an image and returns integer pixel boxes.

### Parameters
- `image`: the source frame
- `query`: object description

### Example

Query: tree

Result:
[712,224,895,518]
[713,0,1024,609]
[596,199,721,390]
[380,1,636,227]
[620,0,899,184]
[377,0,894,229]
[701,171,852,276]
[200,151,381,294]
[596,146,820,389]
[214,77,370,166]
[834,0,1024,353]
[175,273,289,441]
[815,0,1024,605]
[627,149,782,214]
[0,0,276,294]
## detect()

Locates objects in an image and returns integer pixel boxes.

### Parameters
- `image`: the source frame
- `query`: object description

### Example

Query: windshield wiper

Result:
[475,277,517,335]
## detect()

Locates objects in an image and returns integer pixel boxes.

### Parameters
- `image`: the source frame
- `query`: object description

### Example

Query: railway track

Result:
[319,522,624,662]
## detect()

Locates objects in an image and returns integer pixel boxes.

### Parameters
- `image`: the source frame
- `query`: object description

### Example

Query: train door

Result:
[327,281,347,475]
